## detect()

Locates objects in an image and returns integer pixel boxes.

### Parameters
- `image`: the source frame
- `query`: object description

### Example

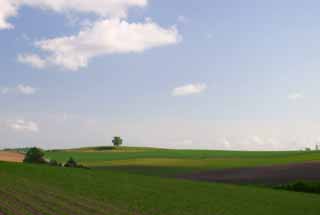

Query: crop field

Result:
[46,147,320,176]
[0,151,24,163]
[1,147,320,215]
[1,161,320,215]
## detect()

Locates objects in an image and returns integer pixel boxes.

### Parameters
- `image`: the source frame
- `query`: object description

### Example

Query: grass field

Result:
[1,147,320,215]
[46,147,320,176]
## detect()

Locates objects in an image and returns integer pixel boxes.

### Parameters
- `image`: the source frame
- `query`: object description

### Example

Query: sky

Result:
[1,0,320,150]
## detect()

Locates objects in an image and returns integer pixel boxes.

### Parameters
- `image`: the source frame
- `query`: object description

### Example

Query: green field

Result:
[1,147,320,215]
[46,147,320,176]
[1,161,320,215]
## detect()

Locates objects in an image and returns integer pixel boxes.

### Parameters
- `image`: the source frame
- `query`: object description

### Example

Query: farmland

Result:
[46,147,320,176]
[1,160,320,215]
[0,147,320,215]
[0,151,24,163]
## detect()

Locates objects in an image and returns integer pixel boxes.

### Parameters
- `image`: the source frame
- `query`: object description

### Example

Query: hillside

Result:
[45,147,320,176]
[1,161,320,215]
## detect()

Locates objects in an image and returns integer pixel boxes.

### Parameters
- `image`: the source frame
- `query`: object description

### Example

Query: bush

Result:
[64,157,78,168]
[63,157,88,169]
[274,181,320,194]
[23,147,46,164]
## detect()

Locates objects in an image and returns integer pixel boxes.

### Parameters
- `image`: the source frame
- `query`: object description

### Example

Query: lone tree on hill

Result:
[23,147,46,164]
[112,136,123,147]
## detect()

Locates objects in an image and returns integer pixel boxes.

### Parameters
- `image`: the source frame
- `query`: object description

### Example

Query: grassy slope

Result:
[45,148,320,176]
[1,161,320,215]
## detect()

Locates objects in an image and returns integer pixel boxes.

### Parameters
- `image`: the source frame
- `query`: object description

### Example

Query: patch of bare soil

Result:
[177,162,320,184]
[0,151,24,163]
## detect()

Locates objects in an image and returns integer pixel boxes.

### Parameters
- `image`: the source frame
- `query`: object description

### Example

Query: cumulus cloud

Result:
[8,120,39,133]
[0,0,17,29]
[1,0,181,70]
[21,0,147,18]
[16,84,37,95]
[0,0,147,29]
[1,84,37,95]
[20,19,180,70]
[288,93,304,101]
[172,83,207,96]
[18,53,47,69]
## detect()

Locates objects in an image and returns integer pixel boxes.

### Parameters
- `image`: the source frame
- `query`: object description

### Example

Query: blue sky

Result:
[1,0,320,150]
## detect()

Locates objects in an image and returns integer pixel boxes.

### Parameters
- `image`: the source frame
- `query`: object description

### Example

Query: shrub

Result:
[23,147,46,164]
[63,157,88,169]
[274,181,320,194]
[64,157,78,168]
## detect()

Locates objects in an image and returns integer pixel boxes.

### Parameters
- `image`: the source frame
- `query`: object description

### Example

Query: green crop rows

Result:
[1,147,320,215]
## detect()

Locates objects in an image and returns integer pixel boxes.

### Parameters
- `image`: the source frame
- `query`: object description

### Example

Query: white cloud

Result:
[16,84,37,95]
[288,93,304,101]
[18,53,47,69]
[21,0,147,18]
[1,84,37,95]
[1,0,180,71]
[8,120,39,133]
[0,0,17,29]
[172,83,207,96]
[21,19,180,70]
[0,0,147,29]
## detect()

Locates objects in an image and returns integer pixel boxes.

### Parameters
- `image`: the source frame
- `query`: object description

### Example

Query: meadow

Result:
[1,147,320,215]
[46,147,320,176]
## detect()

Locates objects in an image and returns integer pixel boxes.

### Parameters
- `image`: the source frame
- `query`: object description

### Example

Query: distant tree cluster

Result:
[22,136,125,168]
[23,147,86,169]
[304,144,320,152]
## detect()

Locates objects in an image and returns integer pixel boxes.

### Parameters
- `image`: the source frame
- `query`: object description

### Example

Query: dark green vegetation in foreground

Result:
[274,181,320,194]
[45,147,320,176]
[1,161,320,215]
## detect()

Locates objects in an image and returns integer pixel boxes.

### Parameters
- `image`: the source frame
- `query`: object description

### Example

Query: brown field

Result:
[178,162,320,184]
[0,151,24,163]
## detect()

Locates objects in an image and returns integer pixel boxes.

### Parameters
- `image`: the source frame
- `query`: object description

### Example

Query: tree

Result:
[112,136,123,147]
[23,147,46,164]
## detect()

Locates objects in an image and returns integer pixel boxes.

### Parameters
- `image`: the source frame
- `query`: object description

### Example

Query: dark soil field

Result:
[178,162,320,184]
